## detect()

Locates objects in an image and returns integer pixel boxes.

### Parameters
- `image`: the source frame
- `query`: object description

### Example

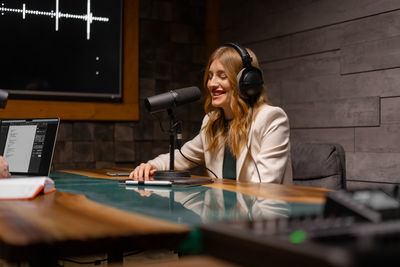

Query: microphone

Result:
[0,90,8,109]
[145,86,201,113]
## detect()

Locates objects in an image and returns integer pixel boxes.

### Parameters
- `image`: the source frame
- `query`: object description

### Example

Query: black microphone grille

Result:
[144,86,201,113]
[174,86,201,106]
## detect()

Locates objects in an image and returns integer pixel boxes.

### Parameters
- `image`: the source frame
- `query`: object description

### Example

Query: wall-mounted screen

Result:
[0,0,123,101]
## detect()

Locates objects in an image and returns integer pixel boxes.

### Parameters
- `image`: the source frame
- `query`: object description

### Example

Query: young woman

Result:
[130,43,292,184]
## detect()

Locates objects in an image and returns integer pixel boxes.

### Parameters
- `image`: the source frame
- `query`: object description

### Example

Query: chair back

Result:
[291,143,346,190]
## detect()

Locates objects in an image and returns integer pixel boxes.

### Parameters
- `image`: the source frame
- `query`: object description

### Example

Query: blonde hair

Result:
[202,46,269,157]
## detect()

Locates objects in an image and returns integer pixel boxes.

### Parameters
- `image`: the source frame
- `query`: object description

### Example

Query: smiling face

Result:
[207,59,234,119]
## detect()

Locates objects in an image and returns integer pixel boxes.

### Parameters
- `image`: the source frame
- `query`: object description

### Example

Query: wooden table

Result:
[0,169,329,266]
[110,255,240,267]
[0,188,189,265]
[65,168,329,204]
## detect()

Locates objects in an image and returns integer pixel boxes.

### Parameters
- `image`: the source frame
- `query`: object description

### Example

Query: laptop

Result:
[0,118,60,178]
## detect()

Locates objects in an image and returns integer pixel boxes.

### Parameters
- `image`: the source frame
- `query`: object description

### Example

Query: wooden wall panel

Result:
[341,36,400,74]
[355,124,400,153]
[248,38,291,63]
[281,68,400,105]
[261,51,340,82]
[381,97,400,124]
[291,128,355,152]
[284,97,380,128]
[280,74,341,104]
[341,10,400,46]
[340,69,400,98]
[347,152,400,183]
[265,81,281,106]
[290,25,342,56]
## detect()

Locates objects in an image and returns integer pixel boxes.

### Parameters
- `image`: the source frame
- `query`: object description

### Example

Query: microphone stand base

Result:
[153,170,191,181]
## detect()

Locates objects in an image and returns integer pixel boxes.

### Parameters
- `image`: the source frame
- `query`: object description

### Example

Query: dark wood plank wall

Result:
[220,0,400,190]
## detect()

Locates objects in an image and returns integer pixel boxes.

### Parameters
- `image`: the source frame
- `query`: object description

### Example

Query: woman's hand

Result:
[0,156,10,178]
[129,163,157,181]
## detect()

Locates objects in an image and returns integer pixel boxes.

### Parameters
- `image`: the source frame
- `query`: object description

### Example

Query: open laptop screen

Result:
[0,118,59,176]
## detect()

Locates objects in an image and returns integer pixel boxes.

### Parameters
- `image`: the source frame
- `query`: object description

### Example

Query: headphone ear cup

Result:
[238,66,263,100]
[236,67,246,91]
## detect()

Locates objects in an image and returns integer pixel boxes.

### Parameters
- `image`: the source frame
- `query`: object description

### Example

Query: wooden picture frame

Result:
[0,0,139,121]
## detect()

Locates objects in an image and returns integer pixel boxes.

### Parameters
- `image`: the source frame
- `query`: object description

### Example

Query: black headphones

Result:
[223,42,264,105]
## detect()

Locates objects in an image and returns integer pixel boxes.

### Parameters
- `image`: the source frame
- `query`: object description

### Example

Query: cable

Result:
[151,112,167,133]
[59,257,107,265]
[246,108,262,183]
[59,250,145,266]
[152,111,218,179]
[123,249,146,257]
[178,147,218,179]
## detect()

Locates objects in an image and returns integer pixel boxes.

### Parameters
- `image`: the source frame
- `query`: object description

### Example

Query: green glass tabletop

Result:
[50,172,323,227]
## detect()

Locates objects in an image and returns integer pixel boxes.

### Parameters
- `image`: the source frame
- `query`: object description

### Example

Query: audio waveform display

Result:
[0,0,110,40]
[0,0,123,101]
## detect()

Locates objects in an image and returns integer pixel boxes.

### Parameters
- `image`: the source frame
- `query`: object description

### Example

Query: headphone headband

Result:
[223,42,252,67]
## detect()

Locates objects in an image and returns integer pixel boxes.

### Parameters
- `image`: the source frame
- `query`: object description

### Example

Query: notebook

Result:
[0,118,60,177]
[0,176,56,200]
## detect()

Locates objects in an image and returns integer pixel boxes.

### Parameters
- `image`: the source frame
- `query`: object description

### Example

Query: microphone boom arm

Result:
[152,108,190,180]
[168,108,175,171]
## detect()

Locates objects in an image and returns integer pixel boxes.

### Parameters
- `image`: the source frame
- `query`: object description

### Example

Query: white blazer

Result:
[148,104,293,184]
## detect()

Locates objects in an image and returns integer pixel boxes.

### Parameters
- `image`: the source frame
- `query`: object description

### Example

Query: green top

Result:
[223,145,236,179]
[222,119,236,180]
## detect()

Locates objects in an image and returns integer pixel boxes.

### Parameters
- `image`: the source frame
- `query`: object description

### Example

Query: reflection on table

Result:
[53,171,326,226]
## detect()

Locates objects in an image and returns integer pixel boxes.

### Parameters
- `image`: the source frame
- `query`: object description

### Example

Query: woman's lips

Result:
[212,89,226,96]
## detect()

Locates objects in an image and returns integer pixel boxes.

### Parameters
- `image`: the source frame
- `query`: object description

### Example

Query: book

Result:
[0,177,56,200]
